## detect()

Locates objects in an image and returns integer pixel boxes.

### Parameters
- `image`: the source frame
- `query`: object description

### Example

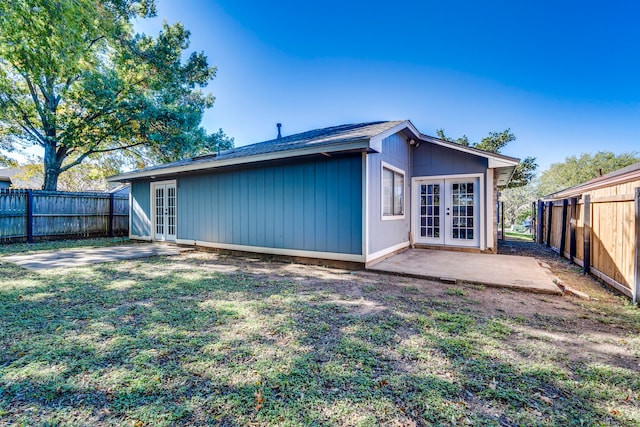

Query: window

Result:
[382,164,404,217]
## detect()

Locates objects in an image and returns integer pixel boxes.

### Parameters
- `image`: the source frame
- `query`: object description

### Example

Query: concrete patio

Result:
[2,243,191,270]
[368,249,562,294]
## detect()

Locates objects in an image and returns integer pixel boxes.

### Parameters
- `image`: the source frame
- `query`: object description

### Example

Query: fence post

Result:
[583,194,591,274]
[26,189,34,243]
[634,187,640,304]
[536,200,544,244]
[545,201,553,247]
[569,197,578,261]
[109,193,115,238]
[560,199,568,257]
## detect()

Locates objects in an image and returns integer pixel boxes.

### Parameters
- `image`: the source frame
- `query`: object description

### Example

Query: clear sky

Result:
[139,0,639,171]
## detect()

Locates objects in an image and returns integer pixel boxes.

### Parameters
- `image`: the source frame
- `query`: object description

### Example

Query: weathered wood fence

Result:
[538,182,640,303]
[0,189,129,243]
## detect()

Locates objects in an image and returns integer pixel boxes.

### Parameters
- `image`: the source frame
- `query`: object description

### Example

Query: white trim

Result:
[151,180,177,242]
[109,140,370,182]
[175,239,365,263]
[362,152,369,257]
[380,161,406,221]
[130,234,152,241]
[411,173,485,250]
[366,241,410,264]
[486,168,494,249]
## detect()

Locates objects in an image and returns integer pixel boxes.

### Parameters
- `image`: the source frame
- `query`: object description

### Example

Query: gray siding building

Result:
[110,121,518,265]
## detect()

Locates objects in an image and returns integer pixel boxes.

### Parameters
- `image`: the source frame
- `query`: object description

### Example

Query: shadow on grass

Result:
[0,254,638,425]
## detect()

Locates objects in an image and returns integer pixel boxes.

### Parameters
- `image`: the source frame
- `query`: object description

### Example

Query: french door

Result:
[415,177,479,247]
[153,181,176,241]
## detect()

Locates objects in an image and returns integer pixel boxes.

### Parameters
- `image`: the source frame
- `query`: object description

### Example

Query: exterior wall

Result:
[413,143,487,176]
[131,181,151,238]
[367,133,412,257]
[177,155,363,256]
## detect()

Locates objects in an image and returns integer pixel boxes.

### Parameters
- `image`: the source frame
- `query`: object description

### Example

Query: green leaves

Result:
[436,128,538,188]
[537,151,640,196]
[0,0,226,190]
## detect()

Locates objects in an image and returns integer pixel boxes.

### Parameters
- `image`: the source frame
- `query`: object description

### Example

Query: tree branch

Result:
[0,93,47,144]
[59,141,146,173]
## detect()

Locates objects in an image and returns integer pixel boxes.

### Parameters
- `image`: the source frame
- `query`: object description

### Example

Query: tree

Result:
[436,128,537,188]
[536,151,639,197]
[0,0,229,190]
[498,183,537,227]
[0,153,17,167]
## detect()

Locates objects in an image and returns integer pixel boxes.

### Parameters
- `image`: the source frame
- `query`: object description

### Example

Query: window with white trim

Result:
[382,165,404,217]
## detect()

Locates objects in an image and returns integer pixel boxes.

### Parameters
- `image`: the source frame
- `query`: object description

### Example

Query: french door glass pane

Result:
[155,187,164,235]
[451,181,474,240]
[420,183,440,238]
[167,186,176,236]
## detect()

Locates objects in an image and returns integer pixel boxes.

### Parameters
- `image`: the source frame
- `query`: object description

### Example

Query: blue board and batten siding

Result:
[144,155,362,256]
[367,133,412,256]
[130,181,151,237]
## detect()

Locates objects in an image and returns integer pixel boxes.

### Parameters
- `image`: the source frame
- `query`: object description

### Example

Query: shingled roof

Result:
[126,121,403,176]
[109,120,519,183]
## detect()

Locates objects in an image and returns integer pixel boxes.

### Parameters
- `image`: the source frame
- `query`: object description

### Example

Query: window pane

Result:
[383,167,404,217]
[382,168,393,215]
[394,172,404,215]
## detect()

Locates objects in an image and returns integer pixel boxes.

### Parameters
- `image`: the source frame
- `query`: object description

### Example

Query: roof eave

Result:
[108,139,371,182]
[418,134,520,165]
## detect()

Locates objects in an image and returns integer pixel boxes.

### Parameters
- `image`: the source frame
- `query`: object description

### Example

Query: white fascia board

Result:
[488,157,519,168]
[369,120,420,153]
[108,139,370,182]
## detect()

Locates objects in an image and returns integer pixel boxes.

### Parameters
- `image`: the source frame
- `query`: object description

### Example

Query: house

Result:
[540,162,640,301]
[108,121,519,265]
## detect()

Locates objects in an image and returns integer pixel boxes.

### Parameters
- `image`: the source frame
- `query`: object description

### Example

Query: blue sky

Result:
[141,0,639,171]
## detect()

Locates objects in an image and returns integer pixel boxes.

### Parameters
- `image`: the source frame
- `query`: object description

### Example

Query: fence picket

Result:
[0,189,129,243]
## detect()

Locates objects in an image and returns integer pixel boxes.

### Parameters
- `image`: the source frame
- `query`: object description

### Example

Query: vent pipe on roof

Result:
[277,123,282,139]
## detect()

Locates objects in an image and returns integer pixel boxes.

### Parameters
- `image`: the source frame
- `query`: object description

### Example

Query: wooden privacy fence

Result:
[0,189,129,243]
[537,183,640,303]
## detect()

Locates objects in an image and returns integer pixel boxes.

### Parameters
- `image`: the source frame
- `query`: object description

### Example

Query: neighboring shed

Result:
[540,162,640,302]
[0,176,11,189]
[109,120,519,266]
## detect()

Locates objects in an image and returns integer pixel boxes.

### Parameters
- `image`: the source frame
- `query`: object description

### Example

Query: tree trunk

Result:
[42,143,61,191]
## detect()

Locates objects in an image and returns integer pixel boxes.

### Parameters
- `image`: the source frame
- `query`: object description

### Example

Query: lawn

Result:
[1,249,639,426]
[503,231,534,242]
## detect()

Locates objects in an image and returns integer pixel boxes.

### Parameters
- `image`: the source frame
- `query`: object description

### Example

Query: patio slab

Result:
[2,243,191,270]
[368,249,562,294]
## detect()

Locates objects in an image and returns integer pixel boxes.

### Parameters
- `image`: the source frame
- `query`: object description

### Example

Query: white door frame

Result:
[411,173,485,249]
[150,180,177,242]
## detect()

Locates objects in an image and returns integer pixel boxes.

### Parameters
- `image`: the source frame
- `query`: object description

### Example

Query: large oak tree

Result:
[0,0,230,190]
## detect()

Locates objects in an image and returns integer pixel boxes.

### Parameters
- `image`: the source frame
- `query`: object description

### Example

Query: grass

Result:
[1,251,639,426]
[0,237,132,256]
[504,231,534,241]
